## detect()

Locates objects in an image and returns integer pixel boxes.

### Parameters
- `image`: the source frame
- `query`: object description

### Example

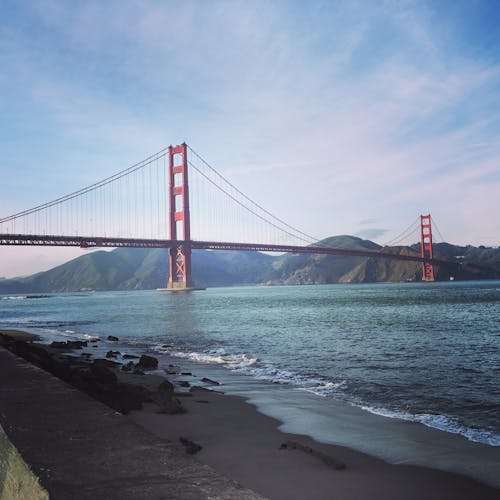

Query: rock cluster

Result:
[0,334,184,415]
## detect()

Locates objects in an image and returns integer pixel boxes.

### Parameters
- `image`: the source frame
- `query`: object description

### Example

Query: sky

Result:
[1,0,500,277]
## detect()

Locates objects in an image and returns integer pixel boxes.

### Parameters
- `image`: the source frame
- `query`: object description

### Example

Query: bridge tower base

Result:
[420,214,435,282]
[161,143,198,291]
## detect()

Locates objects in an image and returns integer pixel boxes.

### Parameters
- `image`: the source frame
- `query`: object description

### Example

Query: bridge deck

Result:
[0,233,445,265]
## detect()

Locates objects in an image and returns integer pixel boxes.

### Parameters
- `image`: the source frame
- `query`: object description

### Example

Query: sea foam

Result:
[159,345,347,398]
[360,405,500,447]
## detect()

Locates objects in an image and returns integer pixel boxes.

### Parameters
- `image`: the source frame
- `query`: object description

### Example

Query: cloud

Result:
[1,0,500,281]
[355,228,389,241]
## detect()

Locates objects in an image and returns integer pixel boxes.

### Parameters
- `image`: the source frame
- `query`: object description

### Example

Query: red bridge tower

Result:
[420,214,435,282]
[165,143,195,290]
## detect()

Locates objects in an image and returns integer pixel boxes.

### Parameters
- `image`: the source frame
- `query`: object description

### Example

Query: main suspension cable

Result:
[0,148,169,224]
[188,145,321,245]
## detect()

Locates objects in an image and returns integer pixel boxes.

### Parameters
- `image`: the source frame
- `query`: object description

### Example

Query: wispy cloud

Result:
[355,228,389,240]
[1,0,500,275]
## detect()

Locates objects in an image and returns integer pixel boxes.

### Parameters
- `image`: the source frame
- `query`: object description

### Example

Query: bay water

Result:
[1,281,499,485]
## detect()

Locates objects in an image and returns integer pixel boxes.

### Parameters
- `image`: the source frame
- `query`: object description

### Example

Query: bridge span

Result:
[0,143,445,287]
[0,233,448,265]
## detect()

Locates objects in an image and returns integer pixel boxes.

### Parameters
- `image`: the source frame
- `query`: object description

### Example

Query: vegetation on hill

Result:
[0,236,498,293]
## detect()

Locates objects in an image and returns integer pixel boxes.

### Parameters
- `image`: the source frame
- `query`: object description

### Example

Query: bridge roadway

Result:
[0,233,450,266]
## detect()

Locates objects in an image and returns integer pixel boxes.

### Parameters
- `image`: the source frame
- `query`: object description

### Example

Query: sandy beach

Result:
[131,388,500,500]
[0,329,498,499]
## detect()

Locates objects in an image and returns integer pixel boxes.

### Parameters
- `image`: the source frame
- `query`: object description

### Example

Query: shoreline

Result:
[0,329,499,499]
[130,387,500,500]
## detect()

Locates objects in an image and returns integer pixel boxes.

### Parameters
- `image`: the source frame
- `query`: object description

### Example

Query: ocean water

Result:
[1,281,500,482]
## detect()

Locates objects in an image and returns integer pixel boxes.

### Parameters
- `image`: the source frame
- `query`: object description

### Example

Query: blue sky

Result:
[1,0,499,276]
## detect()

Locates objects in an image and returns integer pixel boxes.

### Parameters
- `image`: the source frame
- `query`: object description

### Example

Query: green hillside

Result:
[263,235,383,285]
[0,248,273,292]
[0,236,498,293]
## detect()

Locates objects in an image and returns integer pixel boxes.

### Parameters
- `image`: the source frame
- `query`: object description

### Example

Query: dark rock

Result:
[178,381,190,388]
[158,380,174,393]
[23,344,53,364]
[93,358,121,368]
[179,437,202,455]
[138,354,158,370]
[181,372,192,376]
[106,350,120,359]
[107,383,148,414]
[90,363,118,385]
[152,380,184,414]
[50,341,67,349]
[133,367,145,375]
[121,361,134,372]
[69,340,88,349]
[201,377,220,386]
[69,368,90,390]
[107,335,119,342]
[0,338,151,416]
[279,441,346,470]
[49,358,75,381]
[123,354,139,359]
[50,340,88,349]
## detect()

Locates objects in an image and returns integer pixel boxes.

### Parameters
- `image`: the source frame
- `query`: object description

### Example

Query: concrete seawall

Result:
[0,346,260,499]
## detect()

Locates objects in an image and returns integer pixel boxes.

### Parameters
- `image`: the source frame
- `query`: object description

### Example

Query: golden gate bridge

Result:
[0,143,442,289]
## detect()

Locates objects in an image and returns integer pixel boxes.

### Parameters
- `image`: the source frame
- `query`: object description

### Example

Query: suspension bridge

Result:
[0,143,443,289]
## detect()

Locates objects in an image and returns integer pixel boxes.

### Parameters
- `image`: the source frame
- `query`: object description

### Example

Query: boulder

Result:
[50,340,88,349]
[108,383,148,414]
[107,335,119,341]
[138,354,158,370]
[152,381,184,414]
[94,358,121,368]
[90,362,118,385]
[179,437,202,455]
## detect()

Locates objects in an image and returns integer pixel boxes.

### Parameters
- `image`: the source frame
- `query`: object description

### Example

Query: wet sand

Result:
[1,329,499,499]
[131,387,500,500]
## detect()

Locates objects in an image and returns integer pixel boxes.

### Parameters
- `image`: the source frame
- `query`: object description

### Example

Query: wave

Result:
[57,330,100,341]
[156,345,347,398]
[360,405,500,447]
[238,363,347,397]
[154,344,500,446]
[1,295,50,300]
[153,346,258,368]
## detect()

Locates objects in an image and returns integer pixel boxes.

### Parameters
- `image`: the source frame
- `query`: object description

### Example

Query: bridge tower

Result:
[166,143,195,290]
[420,214,435,282]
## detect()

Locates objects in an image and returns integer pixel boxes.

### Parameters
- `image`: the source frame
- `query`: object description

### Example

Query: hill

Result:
[263,235,382,285]
[0,248,273,293]
[262,237,500,285]
[0,237,498,293]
